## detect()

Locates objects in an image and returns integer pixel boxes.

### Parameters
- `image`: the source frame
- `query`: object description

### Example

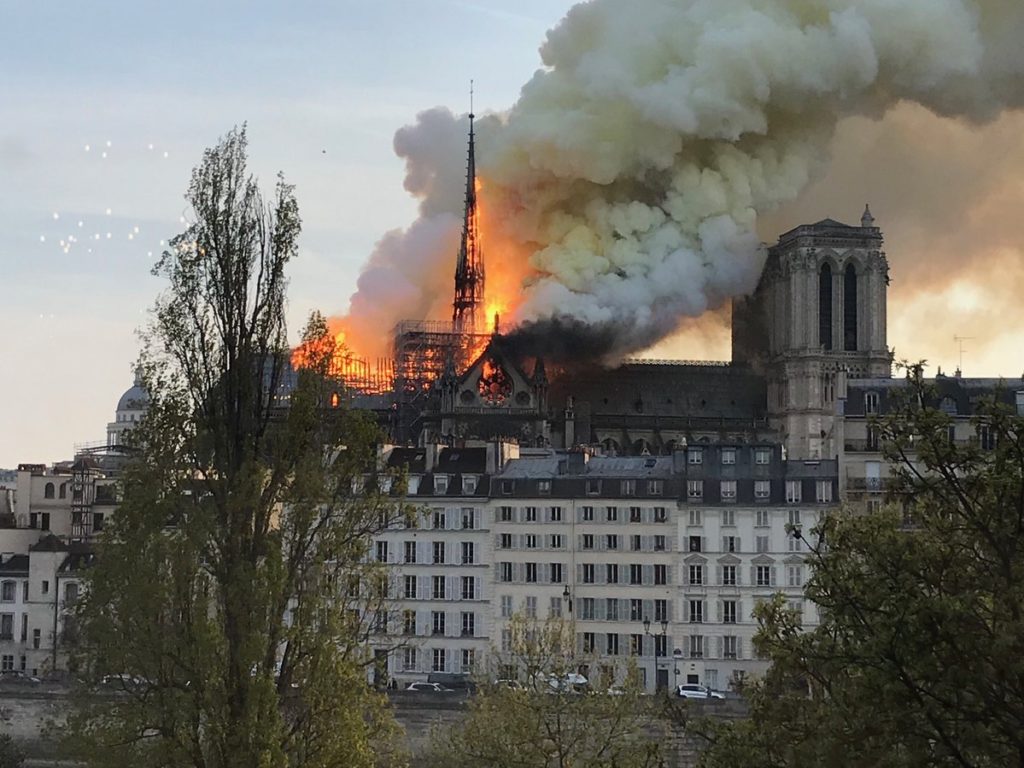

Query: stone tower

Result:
[733,207,892,459]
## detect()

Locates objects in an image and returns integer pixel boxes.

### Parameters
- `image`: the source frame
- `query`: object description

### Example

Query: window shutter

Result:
[770,567,777,586]
[715,637,722,659]
[418,579,428,600]
[643,564,653,586]
[576,564,584,583]
[702,536,707,552]
[736,637,742,660]
[449,576,459,601]
[716,600,722,623]
[704,636,710,659]
[716,566,722,585]
[643,599,654,622]
[749,566,756,585]
[683,601,690,622]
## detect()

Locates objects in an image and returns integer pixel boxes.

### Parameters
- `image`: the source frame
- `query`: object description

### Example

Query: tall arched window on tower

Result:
[819,263,833,350]
[844,263,858,351]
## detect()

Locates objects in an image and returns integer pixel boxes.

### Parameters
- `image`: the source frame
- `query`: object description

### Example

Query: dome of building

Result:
[116,370,150,413]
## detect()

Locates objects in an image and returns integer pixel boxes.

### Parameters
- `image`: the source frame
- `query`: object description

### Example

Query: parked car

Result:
[676,684,725,699]
[0,671,40,685]
[494,679,524,690]
[406,682,452,693]
[427,672,476,692]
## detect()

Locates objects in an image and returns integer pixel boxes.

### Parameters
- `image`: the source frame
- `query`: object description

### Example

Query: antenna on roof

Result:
[953,335,974,376]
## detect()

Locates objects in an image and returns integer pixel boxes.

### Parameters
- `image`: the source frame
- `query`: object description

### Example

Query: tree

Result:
[67,127,409,768]
[0,735,25,768]
[426,615,666,768]
[698,370,1024,768]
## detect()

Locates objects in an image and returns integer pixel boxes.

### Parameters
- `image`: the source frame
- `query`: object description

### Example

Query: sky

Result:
[2,0,1023,467]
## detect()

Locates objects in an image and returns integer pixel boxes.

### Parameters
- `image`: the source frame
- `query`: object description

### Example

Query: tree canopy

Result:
[67,127,409,768]
[698,371,1024,768]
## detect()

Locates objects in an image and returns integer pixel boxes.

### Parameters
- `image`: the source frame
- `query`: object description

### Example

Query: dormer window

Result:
[379,476,394,494]
[463,475,478,494]
[538,479,551,495]
[621,479,635,496]
[586,479,601,496]
[688,448,703,465]
[434,475,449,495]
[865,392,879,415]
[500,479,514,496]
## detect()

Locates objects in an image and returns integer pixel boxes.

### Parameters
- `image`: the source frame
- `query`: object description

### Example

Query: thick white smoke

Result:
[341,0,1024,359]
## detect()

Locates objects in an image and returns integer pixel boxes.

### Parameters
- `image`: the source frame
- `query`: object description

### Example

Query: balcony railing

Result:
[844,439,881,452]
[845,477,888,492]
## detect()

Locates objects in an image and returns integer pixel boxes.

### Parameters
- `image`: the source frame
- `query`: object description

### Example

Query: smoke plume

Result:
[339,0,1024,361]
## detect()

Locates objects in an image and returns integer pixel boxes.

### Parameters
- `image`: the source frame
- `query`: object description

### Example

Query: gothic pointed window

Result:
[844,263,858,351]
[819,263,833,350]
[477,357,512,406]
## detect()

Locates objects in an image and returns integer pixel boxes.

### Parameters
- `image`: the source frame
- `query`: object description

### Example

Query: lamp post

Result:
[642,616,669,693]
[562,584,573,615]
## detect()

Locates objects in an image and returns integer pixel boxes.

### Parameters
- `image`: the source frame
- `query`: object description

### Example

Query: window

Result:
[583,564,595,583]
[630,507,642,523]
[647,479,663,496]
[404,541,417,564]
[687,480,703,501]
[500,595,513,618]
[461,542,475,565]
[500,533,513,549]
[756,509,769,527]
[688,565,704,586]
[606,634,620,655]
[582,534,594,550]
[723,536,739,553]
[688,509,702,526]
[432,611,445,635]
[651,565,667,589]
[525,507,538,522]
[754,447,771,465]
[1016,391,1024,416]
[606,599,620,621]
[630,634,643,656]
[93,512,104,532]
[43,482,55,499]
[653,506,667,522]
[538,480,551,495]
[630,534,641,551]
[525,596,537,618]
[756,566,772,587]
[788,509,802,526]
[606,534,619,550]
[755,535,769,553]
[621,479,636,496]
[586,480,601,496]
[816,481,833,503]
[432,576,446,600]
[979,425,997,451]
[583,633,596,653]
[689,536,702,553]
[500,562,513,582]
[461,576,476,600]
[526,534,538,549]
[688,448,703,464]
[461,508,476,529]
[655,635,667,657]
[582,506,594,521]
[550,534,563,549]
[525,563,538,583]
[42,581,49,595]
[375,541,388,563]
[550,563,563,583]
[654,599,668,623]
[606,564,619,584]
[499,506,515,522]
[433,510,446,530]
[689,635,704,659]
[461,648,475,672]
[630,599,643,621]
[0,615,12,640]
[723,636,738,659]
[432,648,447,672]
[404,575,417,599]
[606,506,618,522]
[723,600,737,624]
[403,610,416,635]
[550,596,563,617]
[581,598,595,620]
[21,582,27,602]
[786,481,802,503]
[722,565,737,586]
[0,655,13,672]
[463,475,478,494]
[720,480,737,501]
[434,475,449,494]
[0,582,14,603]
[719,510,734,528]
[721,448,736,465]
[788,566,804,587]
[754,480,770,500]
[433,541,445,564]
[461,612,475,637]
[865,391,879,415]
[654,535,666,551]
[843,263,858,351]
[400,647,418,672]
[819,262,833,349]
[549,506,563,522]
[630,564,643,585]
[689,600,704,623]
[500,480,514,496]
[32,628,40,650]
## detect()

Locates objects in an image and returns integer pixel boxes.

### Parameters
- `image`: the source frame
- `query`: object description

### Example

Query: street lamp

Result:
[642,616,668,636]
[562,584,573,614]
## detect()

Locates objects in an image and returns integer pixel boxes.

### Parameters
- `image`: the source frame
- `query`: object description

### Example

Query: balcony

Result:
[844,439,881,453]
[845,477,887,492]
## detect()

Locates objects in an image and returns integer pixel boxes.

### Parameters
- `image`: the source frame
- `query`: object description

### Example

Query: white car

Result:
[406,682,452,692]
[676,684,725,699]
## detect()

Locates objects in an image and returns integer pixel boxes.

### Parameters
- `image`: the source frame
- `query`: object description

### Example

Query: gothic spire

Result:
[452,81,485,334]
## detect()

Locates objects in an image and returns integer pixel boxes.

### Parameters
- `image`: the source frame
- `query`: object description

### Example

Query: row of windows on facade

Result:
[392,609,480,638]
[494,562,803,589]
[400,575,482,601]
[497,593,802,624]
[818,262,862,352]
[377,540,482,565]
[570,530,805,555]
[578,632,748,660]
[0,614,45,648]
[399,646,476,674]
[0,579,77,603]
[859,393,1024,419]
[498,532,669,553]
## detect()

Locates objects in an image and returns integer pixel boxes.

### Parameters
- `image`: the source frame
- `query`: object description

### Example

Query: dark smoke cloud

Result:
[501,317,622,365]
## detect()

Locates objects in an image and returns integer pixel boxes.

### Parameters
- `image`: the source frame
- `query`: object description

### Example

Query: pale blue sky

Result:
[0,0,576,465]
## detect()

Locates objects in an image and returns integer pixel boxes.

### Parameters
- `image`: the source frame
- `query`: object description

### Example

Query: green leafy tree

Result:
[698,370,1024,768]
[66,127,409,768]
[427,615,665,768]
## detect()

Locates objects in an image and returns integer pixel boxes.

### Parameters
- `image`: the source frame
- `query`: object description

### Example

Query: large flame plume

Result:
[331,0,1024,365]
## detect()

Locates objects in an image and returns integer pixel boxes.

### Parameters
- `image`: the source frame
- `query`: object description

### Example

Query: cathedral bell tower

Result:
[733,207,892,459]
